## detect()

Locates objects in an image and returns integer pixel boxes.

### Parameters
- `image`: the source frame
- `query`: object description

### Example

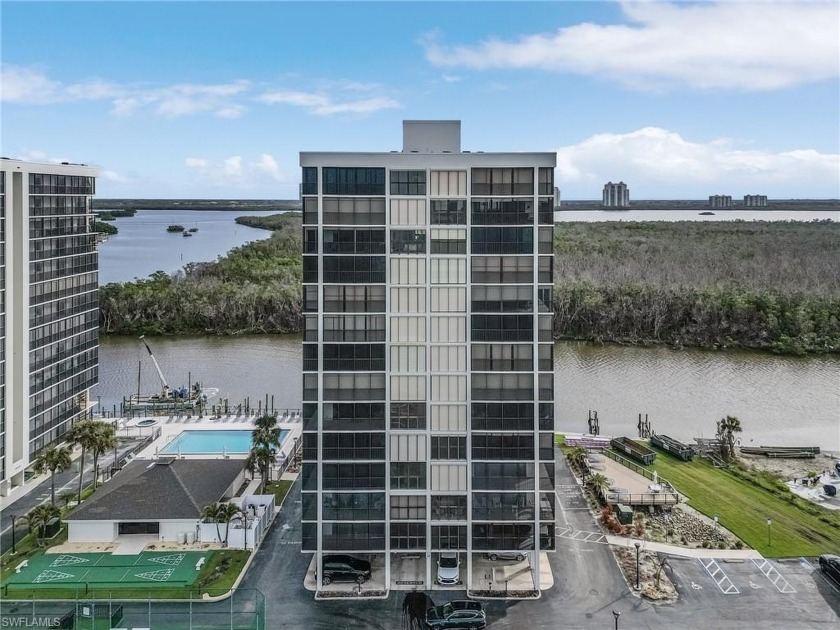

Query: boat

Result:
[182,231,193,237]
[188,227,199,233]
[122,337,214,414]
[166,224,185,232]
[699,211,716,216]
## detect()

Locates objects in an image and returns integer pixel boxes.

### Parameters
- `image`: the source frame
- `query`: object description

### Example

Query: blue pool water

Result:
[159,429,289,454]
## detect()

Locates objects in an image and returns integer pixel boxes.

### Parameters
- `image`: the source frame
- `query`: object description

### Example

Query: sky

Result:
[2,0,839,200]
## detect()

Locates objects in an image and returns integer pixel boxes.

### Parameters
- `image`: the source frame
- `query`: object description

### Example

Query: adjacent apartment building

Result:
[0,159,99,496]
[602,181,629,207]
[743,194,768,207]
[300,121,556,592]
[709,195,732,208]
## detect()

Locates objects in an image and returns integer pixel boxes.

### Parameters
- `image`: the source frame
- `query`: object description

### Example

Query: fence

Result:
[0,588,265,630]
[603,491,679,506]
[603,449,681,505]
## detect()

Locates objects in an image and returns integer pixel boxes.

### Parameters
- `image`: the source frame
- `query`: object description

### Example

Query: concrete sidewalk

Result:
[606,534,762,560]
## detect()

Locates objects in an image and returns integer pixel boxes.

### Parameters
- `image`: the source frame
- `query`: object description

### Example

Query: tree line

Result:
[99,215,840,354]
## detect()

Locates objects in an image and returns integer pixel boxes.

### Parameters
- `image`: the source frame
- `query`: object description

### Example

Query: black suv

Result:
[819,554,840,583]
[320,555,372,586]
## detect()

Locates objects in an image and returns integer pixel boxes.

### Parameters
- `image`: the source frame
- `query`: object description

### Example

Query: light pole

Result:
[766,517,772,546]
[634,542,641,590]
[10,514,18,554]
[612,610,621,630]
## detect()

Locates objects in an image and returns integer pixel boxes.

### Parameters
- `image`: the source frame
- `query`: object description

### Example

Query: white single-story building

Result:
[67,458,246,544]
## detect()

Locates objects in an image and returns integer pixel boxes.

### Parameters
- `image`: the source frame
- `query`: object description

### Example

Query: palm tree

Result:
[90,424,118,490]
[60,490,78,509]
[248,444,275,494]
[218,503,244,546]
[716,415,742,460]
[202,503,224,544]
[569,447,589,471]
[250,415,280,492]
[67,420,100,503]
[33,445,72,505]
[23,504,61,546]
[588,472,610,502]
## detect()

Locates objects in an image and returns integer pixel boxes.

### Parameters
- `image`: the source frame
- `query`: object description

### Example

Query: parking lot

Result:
[237,456,840,630]
[663,554,840,626]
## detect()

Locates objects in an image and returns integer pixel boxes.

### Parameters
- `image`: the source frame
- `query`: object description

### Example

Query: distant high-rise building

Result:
[709,195,732,208]
[554,186,561,209]
[300,120,556,594]
[602,181,629,207]
[0,159,99,496]
[743,195,768,207]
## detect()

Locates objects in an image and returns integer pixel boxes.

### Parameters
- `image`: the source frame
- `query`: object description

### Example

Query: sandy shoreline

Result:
[739,449,839,482]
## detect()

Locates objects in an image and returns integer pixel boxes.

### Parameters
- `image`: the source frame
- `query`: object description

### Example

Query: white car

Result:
[437,552,461,585]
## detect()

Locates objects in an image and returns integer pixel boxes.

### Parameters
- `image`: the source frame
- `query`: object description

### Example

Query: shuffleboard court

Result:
[4,551,209,589]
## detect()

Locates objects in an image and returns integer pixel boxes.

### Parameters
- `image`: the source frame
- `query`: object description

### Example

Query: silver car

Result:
[485,551,528,562]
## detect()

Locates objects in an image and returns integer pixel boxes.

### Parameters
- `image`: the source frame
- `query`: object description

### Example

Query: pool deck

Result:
[121,413,301,466]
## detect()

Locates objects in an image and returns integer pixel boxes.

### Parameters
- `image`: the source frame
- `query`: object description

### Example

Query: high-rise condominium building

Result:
[0,159,99,496]
[300,121,556,593]
[743,195,768,207]
[709,195,732,208]
[602,181,629,207]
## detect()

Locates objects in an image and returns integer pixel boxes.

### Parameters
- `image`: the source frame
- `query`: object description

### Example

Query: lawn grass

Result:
[555,433,566,447]
[264,479,294,506]
[642,449,840,558]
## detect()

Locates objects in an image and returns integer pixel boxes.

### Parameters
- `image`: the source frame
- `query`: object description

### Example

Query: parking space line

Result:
[555,526,608,545]
[752,559,796,594]
[699,558,740,594]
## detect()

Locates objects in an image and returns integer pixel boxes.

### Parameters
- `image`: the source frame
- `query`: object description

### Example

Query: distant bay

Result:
[97,209,279,284]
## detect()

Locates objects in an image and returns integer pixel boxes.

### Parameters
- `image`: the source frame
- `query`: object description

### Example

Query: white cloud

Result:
[215,105,247,119]
[0,66,113,103]
[423,2,840,90]
[3,64,401,119]
[555,127,840,198]
[258,90,400,116]
[223,156,243,178]
[183,154,286,187]
[441,74,461,83]
[185,158,209,169]
[0,65,251,117]
[251,154,283,182]
[100,170,130,184]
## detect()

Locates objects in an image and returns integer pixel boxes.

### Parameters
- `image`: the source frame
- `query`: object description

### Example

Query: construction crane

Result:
[139,335,171,399]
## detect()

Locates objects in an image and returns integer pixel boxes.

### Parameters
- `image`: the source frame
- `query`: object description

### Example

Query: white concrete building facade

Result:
[709,195,733,208]
[300,121,556,593]
[602,181,629,207]
[743,195,768,207]
[0,159,99,495]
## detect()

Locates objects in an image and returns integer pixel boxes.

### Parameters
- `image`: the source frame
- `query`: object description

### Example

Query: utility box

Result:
[44,517,61,539]
[616,504,633,526]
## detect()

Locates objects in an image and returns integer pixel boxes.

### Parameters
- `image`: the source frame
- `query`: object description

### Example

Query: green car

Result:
[425,600,486,629]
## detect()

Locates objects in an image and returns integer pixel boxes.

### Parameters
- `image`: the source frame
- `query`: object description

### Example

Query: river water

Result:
[96,209,279,284]
[92,208,840,451]
[92,335,840,452]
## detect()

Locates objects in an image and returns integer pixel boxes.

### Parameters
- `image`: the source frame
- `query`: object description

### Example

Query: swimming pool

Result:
[159,429,289,454]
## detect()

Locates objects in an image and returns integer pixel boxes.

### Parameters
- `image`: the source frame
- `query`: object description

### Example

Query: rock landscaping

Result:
[646,505,743,549]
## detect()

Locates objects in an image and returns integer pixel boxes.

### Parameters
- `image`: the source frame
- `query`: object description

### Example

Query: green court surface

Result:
[5,551,209,589]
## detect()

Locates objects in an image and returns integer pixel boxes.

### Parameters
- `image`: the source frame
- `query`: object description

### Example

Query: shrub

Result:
[734,541,744,549]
